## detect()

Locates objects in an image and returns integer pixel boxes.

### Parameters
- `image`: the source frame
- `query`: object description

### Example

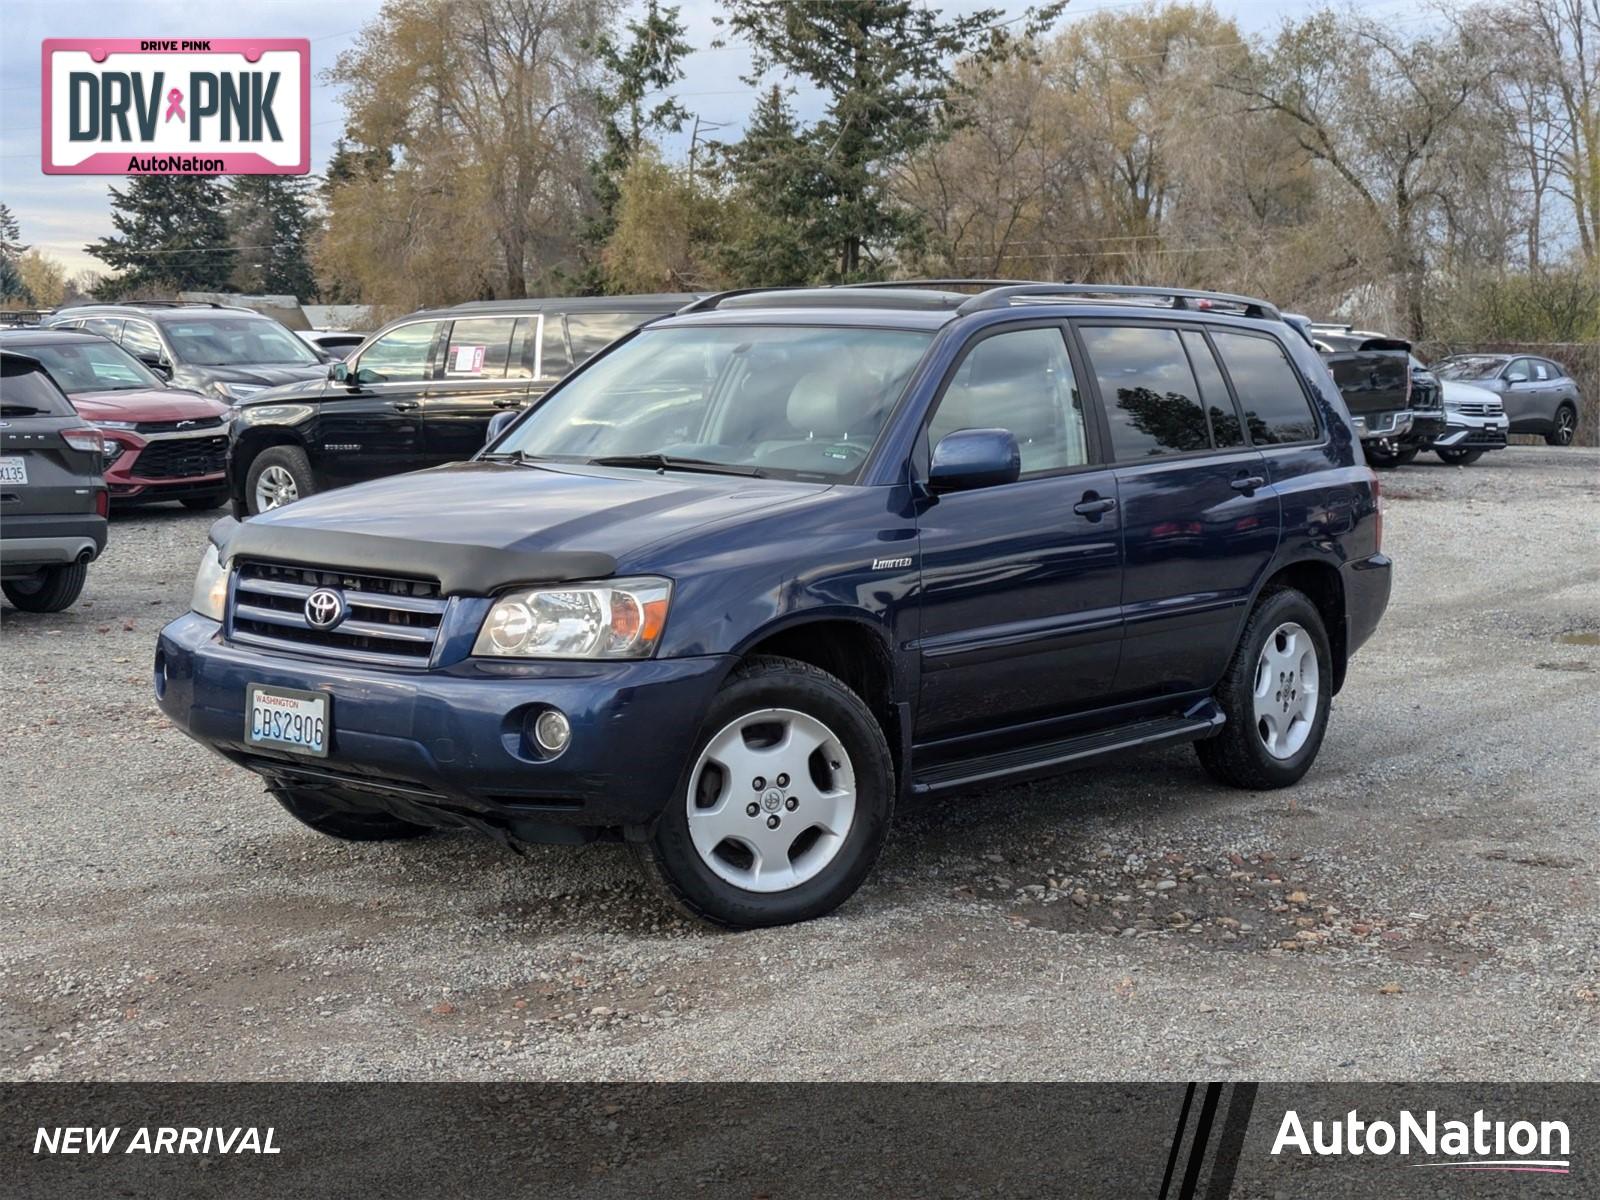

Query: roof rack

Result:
[60,299,231,310]
[956,283,1280,319]
[839,278,1051,292]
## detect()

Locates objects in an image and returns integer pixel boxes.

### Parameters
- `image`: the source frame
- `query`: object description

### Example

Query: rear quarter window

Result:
[1211,331,1320,445]
[566,311,651,365]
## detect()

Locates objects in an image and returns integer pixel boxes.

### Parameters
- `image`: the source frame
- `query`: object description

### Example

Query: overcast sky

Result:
[0,0,1418,280]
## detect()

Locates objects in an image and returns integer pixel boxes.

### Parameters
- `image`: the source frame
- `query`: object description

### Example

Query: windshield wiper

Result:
[0,404,48,416]
[586,453,764,477]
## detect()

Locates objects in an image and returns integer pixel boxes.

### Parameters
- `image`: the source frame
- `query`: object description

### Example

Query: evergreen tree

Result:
[715,86,819,287]
[716,0,1063,279]
[226,175,317,299]
[0,203,28,303]
[584,1,693,290]
[86,175,235,296]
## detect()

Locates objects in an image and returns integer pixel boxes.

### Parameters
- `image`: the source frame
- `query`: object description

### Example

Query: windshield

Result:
[1434,356,1507,381]
[16,339,162,393]
[493,324,932,481]
[164,318,320,367]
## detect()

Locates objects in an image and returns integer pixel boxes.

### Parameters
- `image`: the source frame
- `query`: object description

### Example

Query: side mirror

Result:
[328,362,348,382]
[928,428,1021,494]
[485,409,519,446]
[139,354,171,379]
[1506,371,1528,384]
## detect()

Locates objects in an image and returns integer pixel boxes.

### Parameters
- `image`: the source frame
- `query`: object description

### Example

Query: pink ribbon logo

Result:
[164,88,185,123]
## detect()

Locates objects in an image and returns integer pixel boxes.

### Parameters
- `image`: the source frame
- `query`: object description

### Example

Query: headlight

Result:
[473,577,671,659]
[213,382,266,400]
[190,543,229,621]
[102,438,129,467]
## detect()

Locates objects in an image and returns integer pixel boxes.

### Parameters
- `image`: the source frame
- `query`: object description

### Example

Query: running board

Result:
[910,701,1225,795]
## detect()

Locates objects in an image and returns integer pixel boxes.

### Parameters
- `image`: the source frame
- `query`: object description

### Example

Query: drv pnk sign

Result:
[42,39,309,175]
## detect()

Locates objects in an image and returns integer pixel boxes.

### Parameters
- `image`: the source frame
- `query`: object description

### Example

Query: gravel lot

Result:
[2,446,1596,1082]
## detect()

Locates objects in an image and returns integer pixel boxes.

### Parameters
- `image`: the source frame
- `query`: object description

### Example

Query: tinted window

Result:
[164,317,319,366]
[566,311,649,364]
[539,315,571,378]
[1434,356,1507,381]
[80,317,124,341]
[0,356,76,416]
[358,321,442,383]
[18,339,163,393]
[1181,330,1243,449]
[929,327,1089,475]
[1212,332,1318,445]
[1080,324,1210,458]
[444,317,517,379]
[120,319,165,362]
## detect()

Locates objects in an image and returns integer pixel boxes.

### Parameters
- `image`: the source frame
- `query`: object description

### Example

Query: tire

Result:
[180,493,226,511]
[632,654,895,929]
[1363,443,1401,468]
[271,785,433,842]
[245,445,317,515]
[1391,447,1419,465]
[2,561,89,613]
[1546,403,1577,446]
[1195,588,1333,790]
[1436,447,1484,465]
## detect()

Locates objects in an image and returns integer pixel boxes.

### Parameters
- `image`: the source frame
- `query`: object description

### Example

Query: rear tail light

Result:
[62,427,105,455]
[1370,469,1383,552]
[95,489,109,517]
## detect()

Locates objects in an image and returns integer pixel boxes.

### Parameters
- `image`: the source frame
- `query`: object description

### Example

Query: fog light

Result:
[532,709,571,756]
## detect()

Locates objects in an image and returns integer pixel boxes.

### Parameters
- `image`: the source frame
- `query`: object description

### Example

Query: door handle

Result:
[1073,493,1117,517]
[391,400,421,412]
[1230,474,1266,493]
[493,398,524,409]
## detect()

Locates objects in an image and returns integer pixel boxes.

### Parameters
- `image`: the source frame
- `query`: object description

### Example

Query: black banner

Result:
[4,1083,1589,1198]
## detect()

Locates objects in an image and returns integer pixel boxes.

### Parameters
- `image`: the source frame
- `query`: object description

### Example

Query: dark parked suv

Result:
[226,294,698,516]
[44,301,328,406]
[155,283,1390,928]
[1,351,108,612]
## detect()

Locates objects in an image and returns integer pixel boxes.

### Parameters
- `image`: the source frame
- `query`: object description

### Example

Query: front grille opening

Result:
[131,436,227,479]
[229,559,447,666]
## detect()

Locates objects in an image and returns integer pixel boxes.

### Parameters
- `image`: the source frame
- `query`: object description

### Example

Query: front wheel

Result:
[1196,588,1332,790]
[1436,446,1484,466]
[1363,442,1402,468]
[633,655,894,929]
[246,445,317,515]
[271,786,433,841]
[2,561,89,612]
[1546,403,1577,446]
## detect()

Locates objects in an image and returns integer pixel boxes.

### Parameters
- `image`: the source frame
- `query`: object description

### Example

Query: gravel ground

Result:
[2,446,1596,1082]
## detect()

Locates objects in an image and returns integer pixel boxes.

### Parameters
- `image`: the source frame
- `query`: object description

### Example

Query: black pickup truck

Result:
[1282,317,1444,466]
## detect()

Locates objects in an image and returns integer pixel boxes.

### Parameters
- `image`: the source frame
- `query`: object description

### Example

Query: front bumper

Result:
[104,425,230,502]
[155,613,732,837]
[1432,414,1509,449]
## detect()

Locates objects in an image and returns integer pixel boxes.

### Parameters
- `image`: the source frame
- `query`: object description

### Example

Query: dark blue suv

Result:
[155,283,1390,928]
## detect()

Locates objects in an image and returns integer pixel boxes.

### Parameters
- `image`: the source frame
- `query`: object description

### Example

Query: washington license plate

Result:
[246,685,329,756]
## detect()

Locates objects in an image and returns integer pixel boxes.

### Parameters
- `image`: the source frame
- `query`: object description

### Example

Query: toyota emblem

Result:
[304,588,346,629]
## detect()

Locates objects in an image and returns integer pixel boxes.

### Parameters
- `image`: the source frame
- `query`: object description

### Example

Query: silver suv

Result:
[1432,354,1583,446]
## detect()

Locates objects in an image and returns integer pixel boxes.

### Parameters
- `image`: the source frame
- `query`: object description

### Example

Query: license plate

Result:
[0,457,27,485]
[246,685,329,757]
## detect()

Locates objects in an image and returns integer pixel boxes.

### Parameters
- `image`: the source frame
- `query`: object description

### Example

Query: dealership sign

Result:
[42,39,309,174]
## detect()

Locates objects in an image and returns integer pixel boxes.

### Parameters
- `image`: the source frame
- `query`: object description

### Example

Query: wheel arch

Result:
[734,614,905,786]
[1252,557,1349,694]
[229,428,310,517]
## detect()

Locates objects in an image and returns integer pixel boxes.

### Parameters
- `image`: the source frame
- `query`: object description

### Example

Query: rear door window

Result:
[357,321,443,383]
[1079,324,1211,458]
[1181,330,1244,449]
[443,317,517,379]
[539,314,571,378]
[566,311,650,365]
[1211,331,1320,445]
[80,317,124,341]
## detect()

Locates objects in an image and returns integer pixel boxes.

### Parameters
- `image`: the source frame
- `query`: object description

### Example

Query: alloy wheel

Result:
[254,464,299,511]
[1555,408,1576,445]
[1252,621,1320,760]
[685,708,856,893]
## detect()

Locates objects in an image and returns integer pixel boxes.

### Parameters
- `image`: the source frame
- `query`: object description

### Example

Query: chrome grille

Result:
[229,560,447,667]
[1450,402,1501,417]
